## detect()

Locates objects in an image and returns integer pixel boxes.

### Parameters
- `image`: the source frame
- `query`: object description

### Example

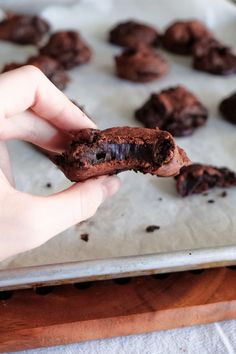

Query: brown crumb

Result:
[221,191,227,198]
[207,199,215,204]
[158,197,163,201]
[202,192,208,196]
[146,225,160,233]
[80,233,89,242]
[45,183,52,188]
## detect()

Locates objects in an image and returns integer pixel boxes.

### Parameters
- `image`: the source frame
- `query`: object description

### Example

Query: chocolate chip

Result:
[207,199,215,204]
[146,225,160,232]
[80,233,89,242]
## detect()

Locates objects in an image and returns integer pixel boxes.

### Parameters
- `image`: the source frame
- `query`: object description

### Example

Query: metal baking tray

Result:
[1,246,236,291]
[1,0,236,290]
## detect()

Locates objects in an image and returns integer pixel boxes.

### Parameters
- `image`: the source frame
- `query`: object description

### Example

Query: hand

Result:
[0,66,120,262]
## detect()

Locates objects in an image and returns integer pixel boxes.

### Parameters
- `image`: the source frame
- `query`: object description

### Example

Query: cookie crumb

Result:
[45,183,52,188]
[189,252,192,255]
[158,197,163,201]
[146,225,160,233]
[80,233,89,242]
[202,192,208,196]
[221,191,227,198]
[207,199,215,204]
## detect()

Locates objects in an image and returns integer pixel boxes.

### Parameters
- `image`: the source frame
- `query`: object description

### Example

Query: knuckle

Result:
[21,64,43,79]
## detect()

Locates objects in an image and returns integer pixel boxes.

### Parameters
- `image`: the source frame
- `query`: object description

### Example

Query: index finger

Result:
[0,65,96,131]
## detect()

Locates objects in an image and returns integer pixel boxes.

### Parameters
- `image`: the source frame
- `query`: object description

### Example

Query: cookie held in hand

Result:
[51,127,190,182]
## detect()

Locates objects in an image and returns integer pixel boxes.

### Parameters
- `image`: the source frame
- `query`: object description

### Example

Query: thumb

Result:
[29,175,121,241]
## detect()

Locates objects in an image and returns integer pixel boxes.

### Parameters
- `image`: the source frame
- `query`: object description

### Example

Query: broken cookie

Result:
[175,163,236,197]
[51,127,190,182]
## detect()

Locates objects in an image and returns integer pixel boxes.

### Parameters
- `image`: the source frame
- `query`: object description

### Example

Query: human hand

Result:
[0,66,120,262]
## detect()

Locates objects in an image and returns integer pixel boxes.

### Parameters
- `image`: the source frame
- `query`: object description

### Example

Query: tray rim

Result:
[1,244,236,290]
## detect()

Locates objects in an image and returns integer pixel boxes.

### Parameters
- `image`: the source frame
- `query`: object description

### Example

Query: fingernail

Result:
[102,176,121,200]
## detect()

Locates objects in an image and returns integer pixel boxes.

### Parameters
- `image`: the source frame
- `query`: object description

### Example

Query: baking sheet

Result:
[0,0,236,274]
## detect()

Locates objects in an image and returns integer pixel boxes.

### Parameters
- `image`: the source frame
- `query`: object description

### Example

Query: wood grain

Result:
[1,268,236,352]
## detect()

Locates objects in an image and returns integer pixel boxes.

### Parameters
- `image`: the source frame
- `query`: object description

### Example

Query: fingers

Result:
[0,142,14,185]
[0,66,96,135]
[1,110,71,153]
[28,175,121,243]
[0,175,121,261]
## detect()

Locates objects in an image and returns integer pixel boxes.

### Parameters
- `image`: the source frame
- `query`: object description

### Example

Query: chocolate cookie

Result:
[135,86,207,136]
[109,20,160,49]
[51,127,190,182]
[40,31,92,69]
[163,20,212,55]
[219,91,236,124]
[193,38,236,75]
[0,14,50,45]
[175,164,236,197]
[2,55,69,90]
[115,47,169,82]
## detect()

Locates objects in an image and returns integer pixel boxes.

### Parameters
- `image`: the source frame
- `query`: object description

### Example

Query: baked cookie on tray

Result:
[0,13,50,45]
[40,31,92,69]
[219,91,236,124]
[193,38,236,75]
[109,20,161,49]
[135,86,208,136]
[115,47,169,82]
[162,20,212,55]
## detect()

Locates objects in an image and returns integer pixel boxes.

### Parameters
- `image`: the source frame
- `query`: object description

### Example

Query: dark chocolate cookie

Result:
[162,20,212,55]
[0,14,50,45]
[51,127,190,182]
[175,164,236,197]
[109,20,161,49]
[115,47,169,82]
[2,55,69,91]
[40,31,92,69]
[219,91,236,124]
[135,86,207,136]
[193,38,236,75]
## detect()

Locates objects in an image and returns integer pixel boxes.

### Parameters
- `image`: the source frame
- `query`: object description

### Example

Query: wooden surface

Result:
[1,267,236,352]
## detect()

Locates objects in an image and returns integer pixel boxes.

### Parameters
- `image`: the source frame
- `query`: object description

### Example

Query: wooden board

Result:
[1,267,236,352]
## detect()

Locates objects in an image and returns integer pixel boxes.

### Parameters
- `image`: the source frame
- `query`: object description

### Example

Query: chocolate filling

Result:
[51,127,186,182]
[66,137,173,169]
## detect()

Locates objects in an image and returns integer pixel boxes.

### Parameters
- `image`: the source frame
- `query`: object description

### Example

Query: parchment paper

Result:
[1,0,236,270]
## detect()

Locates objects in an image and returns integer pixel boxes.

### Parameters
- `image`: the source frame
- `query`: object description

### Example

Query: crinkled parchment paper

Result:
[1,0,236,270]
